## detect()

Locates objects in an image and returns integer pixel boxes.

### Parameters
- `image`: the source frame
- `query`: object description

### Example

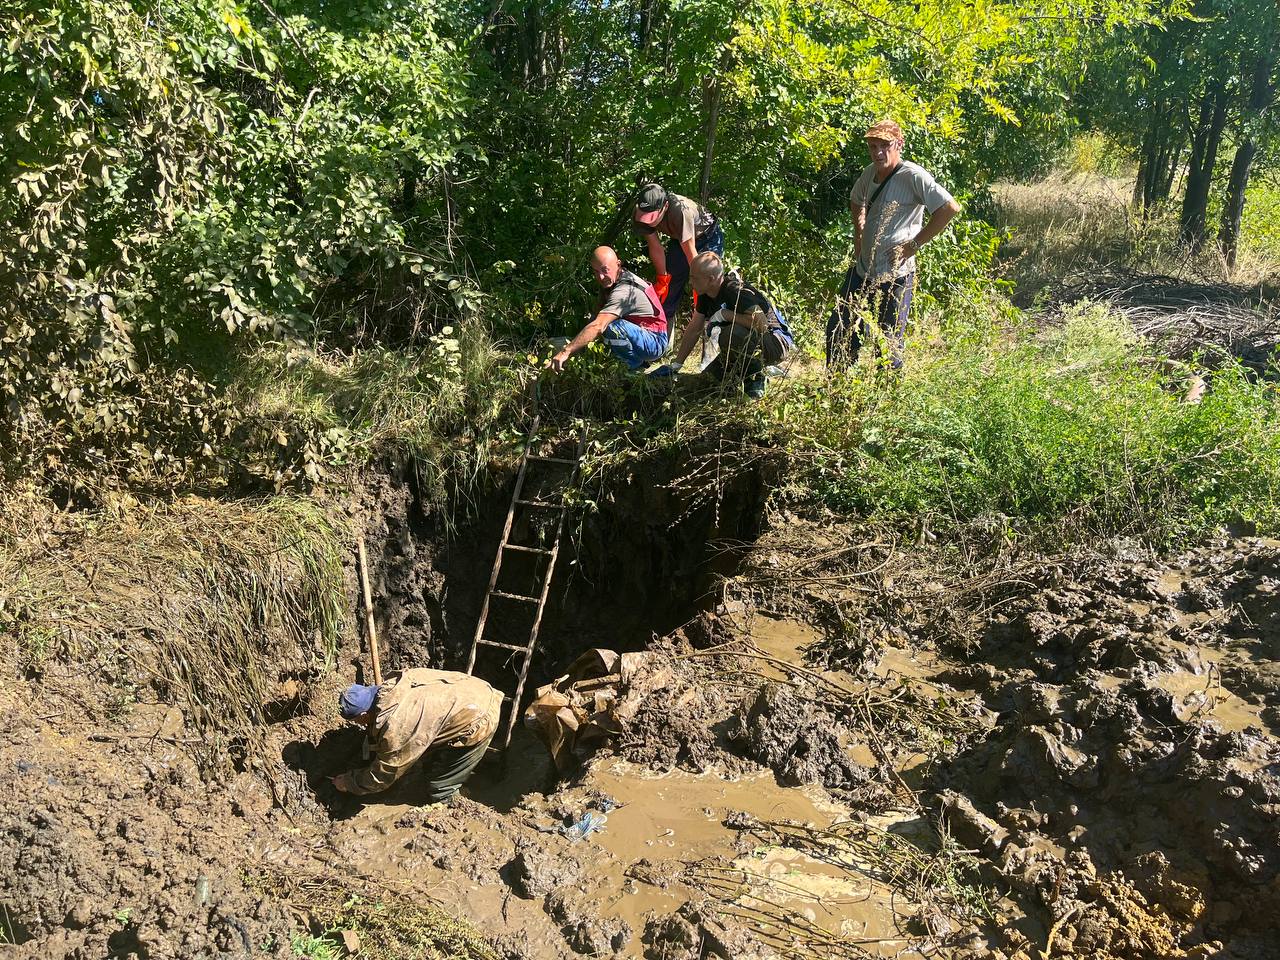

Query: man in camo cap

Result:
[826,120,961,370]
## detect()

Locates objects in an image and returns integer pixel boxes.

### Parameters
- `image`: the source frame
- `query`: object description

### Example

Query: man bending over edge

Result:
[548,246,667,373]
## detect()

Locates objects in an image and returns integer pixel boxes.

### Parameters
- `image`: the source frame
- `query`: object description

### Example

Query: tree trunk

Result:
[1219,55,1275,268]
[698,63,726,205]
[1180,88,1228,250]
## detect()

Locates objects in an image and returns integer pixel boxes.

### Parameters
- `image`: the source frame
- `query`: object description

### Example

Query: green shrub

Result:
[774,302,1280,538]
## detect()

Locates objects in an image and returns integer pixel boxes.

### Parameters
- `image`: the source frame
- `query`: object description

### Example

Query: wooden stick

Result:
[356,535,382,686]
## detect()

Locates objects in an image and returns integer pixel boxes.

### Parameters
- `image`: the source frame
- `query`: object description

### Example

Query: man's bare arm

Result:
[646,233,666,276]
[852,204,866,259]
[549,312,616,371]
[671,312,709,365]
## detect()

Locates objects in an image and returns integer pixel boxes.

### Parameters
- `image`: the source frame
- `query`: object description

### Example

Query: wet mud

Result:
[4,496,1280,958]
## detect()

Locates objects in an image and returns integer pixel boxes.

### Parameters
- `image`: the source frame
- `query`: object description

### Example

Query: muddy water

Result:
[329,616,954,959]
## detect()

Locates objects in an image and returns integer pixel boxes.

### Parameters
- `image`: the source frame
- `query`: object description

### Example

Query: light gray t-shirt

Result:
[849,160,954,281]
[599,269,663,330]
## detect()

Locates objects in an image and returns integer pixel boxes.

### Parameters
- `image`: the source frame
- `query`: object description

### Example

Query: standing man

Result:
[329,668,502,804]
[826,120,961,369]
[650,252,794,399]
[548,246,667,373]
[632,183,725,336]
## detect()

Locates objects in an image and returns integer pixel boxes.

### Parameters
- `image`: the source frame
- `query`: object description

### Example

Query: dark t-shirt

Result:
[697,276,774,319]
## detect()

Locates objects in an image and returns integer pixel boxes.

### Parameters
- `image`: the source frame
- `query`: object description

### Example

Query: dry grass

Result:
[0,486,347,773]
[251,870,497,960]
[991,172,1280,305]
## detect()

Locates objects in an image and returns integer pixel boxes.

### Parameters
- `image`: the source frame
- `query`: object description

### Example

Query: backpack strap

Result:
[866,163,904,212]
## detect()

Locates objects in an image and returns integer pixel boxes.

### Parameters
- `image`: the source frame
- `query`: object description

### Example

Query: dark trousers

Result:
[420,731,493,803]
[663,224,725,337]
[825,267,914,369]
[708,321,792,384]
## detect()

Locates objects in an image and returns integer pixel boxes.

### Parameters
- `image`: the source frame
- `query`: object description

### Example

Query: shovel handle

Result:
[357,535,382,686]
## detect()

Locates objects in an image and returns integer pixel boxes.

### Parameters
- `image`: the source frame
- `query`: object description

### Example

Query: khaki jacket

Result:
[349,669,501,795]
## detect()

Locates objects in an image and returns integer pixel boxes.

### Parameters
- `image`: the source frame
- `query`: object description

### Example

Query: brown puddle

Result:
[332,712,946,957]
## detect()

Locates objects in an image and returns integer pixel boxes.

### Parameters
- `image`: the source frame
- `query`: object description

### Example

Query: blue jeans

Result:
[826,268,914,369]
[604,319,668,371]
[663,224,725,337]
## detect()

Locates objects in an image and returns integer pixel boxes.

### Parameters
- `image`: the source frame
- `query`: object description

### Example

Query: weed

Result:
[253,871,497,960]
[291,933,341,959]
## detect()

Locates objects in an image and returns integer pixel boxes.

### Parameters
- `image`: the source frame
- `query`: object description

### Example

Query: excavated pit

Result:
[4,453,1280,959]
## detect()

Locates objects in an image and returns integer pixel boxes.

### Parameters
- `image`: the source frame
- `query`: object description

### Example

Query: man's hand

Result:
[546,350,571,373]
[648,362,681,378]
[329,772,355,794]
[654,273,672,302]
[891,239,918,266]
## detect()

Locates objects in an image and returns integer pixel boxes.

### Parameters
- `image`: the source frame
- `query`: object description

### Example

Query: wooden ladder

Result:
[466,413,585,750]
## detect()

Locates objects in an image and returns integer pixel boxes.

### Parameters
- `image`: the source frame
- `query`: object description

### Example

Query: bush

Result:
[772,302,1280,538]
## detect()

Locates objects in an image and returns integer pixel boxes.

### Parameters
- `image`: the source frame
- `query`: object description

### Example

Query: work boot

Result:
[742,357,766,400]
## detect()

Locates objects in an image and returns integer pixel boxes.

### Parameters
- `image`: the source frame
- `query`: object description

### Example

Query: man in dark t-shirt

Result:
[631,183,725,336]
[649,252,793,399]
[548,246,668,373]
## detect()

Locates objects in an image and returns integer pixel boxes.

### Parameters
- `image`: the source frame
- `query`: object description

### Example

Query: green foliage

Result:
[777,303,1280,537]
[458,0,1165,337]
[0,0,475,499]
[1240,177,1280,265]
[291,933,341,960]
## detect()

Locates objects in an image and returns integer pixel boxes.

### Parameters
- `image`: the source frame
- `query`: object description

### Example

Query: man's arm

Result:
[645,232,667,276]
[670,311,709,366]
[728,308,768,334]
[338,727,434,796]
[852,204,866,260]
[549,312,617,371]
[680,237,698,269]
[895,199,961,263]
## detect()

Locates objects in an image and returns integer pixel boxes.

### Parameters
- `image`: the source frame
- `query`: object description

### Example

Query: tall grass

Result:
[232,318,525,511]
[769,303,1280,539]
[0,490,348,771]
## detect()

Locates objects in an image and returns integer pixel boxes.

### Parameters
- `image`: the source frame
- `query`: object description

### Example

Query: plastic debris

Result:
[562,811,608,841]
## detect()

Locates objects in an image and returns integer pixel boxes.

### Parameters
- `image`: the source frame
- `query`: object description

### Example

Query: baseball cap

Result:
[864,120,904,143]
[339,683,379,719]
[633,184,667,227]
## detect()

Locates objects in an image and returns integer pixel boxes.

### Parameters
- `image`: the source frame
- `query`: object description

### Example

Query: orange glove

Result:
[654,273,671,302]
[692,290,699,312]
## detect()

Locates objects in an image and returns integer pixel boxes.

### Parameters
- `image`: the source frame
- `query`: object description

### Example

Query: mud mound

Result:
[0,710,295,958]
[613,652,749,775]
[729,682,873,792]
[927,541,1280,955]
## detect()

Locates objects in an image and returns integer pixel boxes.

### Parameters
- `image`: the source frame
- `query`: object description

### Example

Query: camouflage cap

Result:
[864,120,904,144]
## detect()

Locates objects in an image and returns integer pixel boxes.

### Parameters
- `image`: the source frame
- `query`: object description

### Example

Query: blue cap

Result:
[339,683,379,719]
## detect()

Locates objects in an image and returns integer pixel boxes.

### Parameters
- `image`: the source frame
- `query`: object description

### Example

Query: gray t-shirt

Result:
[599,270,662,329]
[849,160,954,280]
[631,193,716,245]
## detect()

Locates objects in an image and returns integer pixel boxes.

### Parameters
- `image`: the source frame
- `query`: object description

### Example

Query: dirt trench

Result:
[4,451,1280,960]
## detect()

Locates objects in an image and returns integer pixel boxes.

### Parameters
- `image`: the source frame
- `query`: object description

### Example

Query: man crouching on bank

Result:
[329,669,502,804]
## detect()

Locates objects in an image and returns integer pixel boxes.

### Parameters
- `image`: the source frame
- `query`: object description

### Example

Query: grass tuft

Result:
[0,488,347,773]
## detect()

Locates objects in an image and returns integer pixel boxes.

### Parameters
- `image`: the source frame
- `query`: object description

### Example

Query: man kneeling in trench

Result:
[329,669,502,803]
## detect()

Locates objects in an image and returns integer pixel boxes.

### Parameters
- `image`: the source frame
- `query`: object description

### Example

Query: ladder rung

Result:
[477,638,532,653]
[491,590,540,603]
[527,455,578,466]
[514,499,566,509]
[503,543,553,555]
